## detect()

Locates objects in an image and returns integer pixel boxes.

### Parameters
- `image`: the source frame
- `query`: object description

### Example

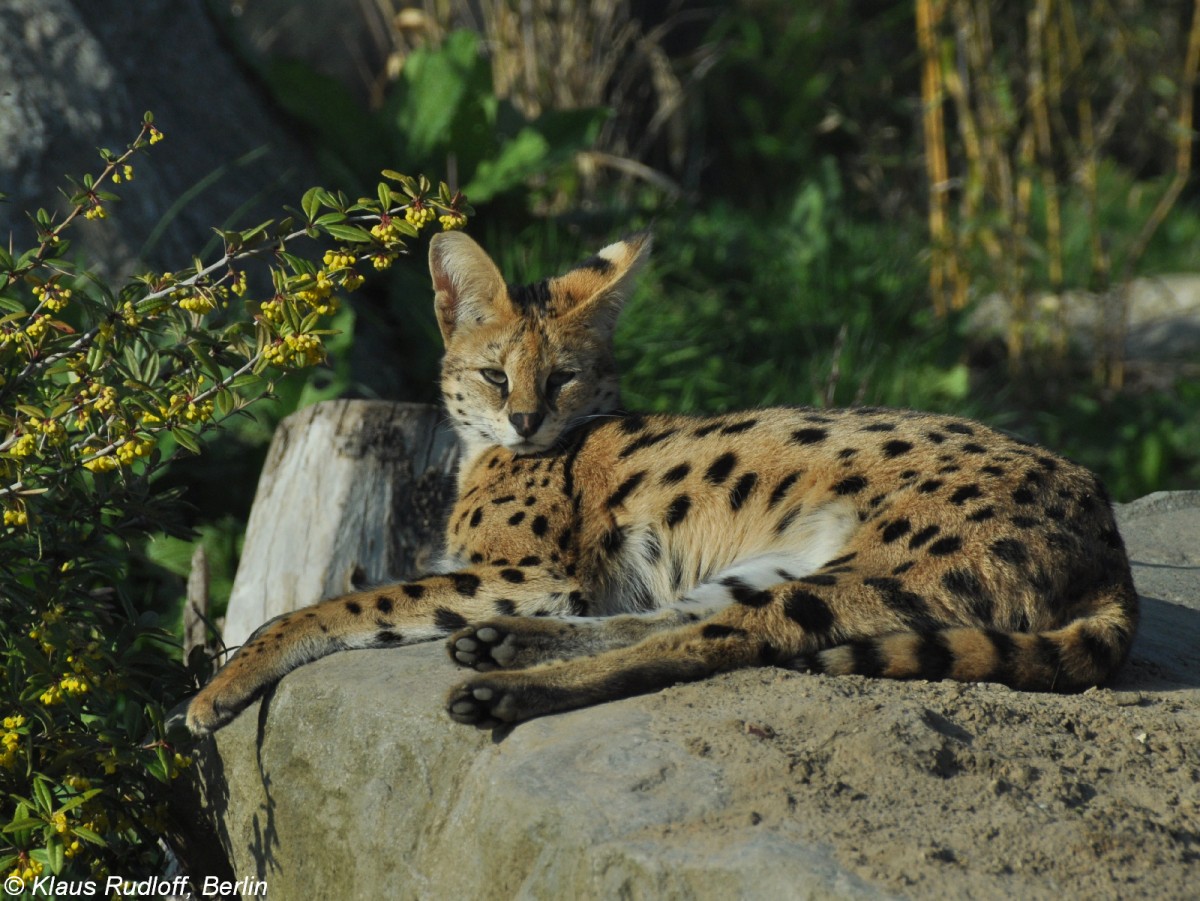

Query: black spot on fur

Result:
[916,632,956,680]
[434,607,468,632]
[469,508,483,527]
[950,485,982,505]
[799,574,838,586]
[519,555,542,567]
[993,539,1032,566]
[909,525,941,549]
[491,495,516,505]
[662,463,691,484]
[967,507,996,523]
[883,440,914,457]
[944,422,975,435]
[768,472,801,508]
[567,591,589,615]
[849,640,886,677]
[723,577,773,607]
[861,422,896,432]
[865,577,938,629]
[666,495,691,528]
[961,443,986,454]
[342,601,362,616]
[495,599,517,616]
[730,472,758,510]
[775,507,801,534]
[892,561,915,575]
[575,253,615,274]
[601,526,626,556]
[918,479,943,494]
[500,568,525,583]
[783,588,835,636]
[837,448,858,461]
[705,452,738,484]
[403,583,426,599]
[531,515,549,537]
[881,518,912,543]
[606,471,647,508]
[825,552,858,567]
[833,475,868,495]
[452,573,481,596]
[375,596,393,614]
[981,465,1005,476]
[942,569,993,623]
[693,421,723,438]
[928,536,963,556]
[1012,486,1036,505]
[507,279,553,313]
[508,511,526,526]
[792,427,829,445]
[721,419,759,435]
[620,429,678,459]
[926,431,947,444]
[619,414,646,434]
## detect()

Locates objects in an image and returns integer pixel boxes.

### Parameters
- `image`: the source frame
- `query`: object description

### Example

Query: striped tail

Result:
[800,579,1139,692]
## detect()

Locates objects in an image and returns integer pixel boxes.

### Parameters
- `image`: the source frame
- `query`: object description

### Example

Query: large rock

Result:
[176,492,1200,899]
[0,0,320,276]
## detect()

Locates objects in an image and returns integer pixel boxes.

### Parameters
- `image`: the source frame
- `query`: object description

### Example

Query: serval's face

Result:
[431,231,650,454]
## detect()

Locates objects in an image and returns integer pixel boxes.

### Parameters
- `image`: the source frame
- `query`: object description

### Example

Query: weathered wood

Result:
[221,400,459,654]
[183,544,210,663]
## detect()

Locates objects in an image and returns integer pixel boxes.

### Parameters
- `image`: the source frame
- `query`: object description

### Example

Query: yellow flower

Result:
[3,508,27,527]
[24,315,49,340]
[149,126,164,144]
[93,386,118,414]
[82,454,120,473]
[439,212,467,231]
[9,434,36,458]
[84,203,107,220]
[2,715,26,730]
[230,270,248,296]
[175,289,217,315]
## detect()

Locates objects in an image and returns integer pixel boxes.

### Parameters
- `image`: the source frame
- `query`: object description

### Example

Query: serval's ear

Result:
[429,231,508,342]
[554,232,651,336]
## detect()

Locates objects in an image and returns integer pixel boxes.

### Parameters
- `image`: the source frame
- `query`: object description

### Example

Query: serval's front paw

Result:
[445,676,523,729]
[446,617,577,672]
[185,657,271,736]
[186,683,244,737]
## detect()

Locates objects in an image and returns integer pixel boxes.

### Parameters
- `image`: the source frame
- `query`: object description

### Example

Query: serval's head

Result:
[430,230,650,456]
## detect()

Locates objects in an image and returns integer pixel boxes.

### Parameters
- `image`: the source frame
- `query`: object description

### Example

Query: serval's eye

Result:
[481,369,508,386]
[547,370,576,390]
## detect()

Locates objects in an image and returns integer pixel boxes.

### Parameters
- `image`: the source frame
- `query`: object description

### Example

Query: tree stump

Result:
[220,400,459,654]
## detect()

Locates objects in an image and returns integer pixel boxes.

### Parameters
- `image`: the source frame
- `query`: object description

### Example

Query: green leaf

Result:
[300,186,322,222]
[171,427,201,454]
[31,777,52,813]
[46,833,64,875]
[323,223,372,243]
[2,817,44,833]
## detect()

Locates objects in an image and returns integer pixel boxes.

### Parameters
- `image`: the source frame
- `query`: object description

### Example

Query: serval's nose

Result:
[509,411,545,438]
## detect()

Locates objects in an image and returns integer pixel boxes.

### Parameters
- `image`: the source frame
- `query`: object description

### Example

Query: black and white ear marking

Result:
[555,232,652,335]
[429,231,508,342]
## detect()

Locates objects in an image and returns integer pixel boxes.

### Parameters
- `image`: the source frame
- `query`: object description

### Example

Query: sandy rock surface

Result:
[181,493,1200,900]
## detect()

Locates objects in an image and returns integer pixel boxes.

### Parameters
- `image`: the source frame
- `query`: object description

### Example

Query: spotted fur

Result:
[186,231,1138,735]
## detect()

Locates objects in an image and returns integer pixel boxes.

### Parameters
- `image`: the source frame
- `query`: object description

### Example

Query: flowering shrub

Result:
[0,113,470,888]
